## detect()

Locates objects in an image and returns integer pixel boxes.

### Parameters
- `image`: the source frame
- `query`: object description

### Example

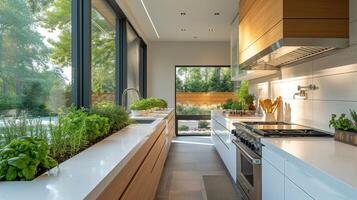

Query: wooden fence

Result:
[176,92,235,106]
[91,92,115,104]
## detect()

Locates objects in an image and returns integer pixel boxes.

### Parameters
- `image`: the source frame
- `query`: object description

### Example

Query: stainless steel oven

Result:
[233,139,261,200]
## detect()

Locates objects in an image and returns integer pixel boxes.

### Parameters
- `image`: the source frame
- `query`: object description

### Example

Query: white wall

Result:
[147,41,230,107]
[249,2,357,132]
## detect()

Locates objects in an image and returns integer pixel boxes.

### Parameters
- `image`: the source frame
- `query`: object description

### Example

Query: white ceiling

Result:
[124,0,238,42]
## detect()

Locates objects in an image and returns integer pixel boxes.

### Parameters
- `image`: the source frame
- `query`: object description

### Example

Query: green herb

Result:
[130,98,168,111]
[236,80,249,104]
[350,110,357,122]
[221,99,234,110]
[329,114,352,131]
[0,137,57,181]
[91,102,130,131]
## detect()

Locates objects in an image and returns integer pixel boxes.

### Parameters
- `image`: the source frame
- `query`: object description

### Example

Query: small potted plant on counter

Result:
[329,110,357,146]
[130,98,168,116]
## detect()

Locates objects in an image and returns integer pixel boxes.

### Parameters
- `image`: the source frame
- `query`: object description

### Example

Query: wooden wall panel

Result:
[283,19,349,38]
[283,0,349,19]
[239,0,283,54]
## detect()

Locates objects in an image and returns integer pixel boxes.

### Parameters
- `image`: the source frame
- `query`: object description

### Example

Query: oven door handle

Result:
[233,140,261,165]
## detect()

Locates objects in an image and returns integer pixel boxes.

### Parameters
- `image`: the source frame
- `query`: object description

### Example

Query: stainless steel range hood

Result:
[233,37,349,81]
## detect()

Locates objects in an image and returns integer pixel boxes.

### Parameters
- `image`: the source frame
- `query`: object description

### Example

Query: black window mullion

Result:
[117,18,127,105]
[71,0,91,108]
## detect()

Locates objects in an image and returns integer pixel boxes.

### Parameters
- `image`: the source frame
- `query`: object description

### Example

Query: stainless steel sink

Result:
[133,119,156,124]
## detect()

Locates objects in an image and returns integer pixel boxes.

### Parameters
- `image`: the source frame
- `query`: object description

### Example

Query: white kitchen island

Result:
[262,137,357,200]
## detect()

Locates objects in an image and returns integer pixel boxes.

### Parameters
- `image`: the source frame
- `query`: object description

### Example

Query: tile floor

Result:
[155,136,240,200]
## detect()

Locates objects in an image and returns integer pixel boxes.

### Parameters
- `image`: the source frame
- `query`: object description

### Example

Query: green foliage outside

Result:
[0,137,57,181]
[178,125,189,131]
[0,0,117,115]
[198,120,210,129]
[176,67,233,92]
[220,81,256,111]
[130,98,168,111]
[176,104,212,115]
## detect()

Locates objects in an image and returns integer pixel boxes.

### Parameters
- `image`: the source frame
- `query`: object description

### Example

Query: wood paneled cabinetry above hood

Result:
[238,0,349,71]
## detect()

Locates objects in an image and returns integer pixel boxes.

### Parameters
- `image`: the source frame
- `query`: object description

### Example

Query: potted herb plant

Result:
[329,110,357,146]
[130,98,168,116]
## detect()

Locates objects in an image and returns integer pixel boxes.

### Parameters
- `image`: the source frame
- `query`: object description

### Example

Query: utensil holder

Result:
[264,113,276,122]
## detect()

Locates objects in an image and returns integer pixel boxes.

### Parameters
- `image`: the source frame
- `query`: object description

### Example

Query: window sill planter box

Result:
[334,129,357,146]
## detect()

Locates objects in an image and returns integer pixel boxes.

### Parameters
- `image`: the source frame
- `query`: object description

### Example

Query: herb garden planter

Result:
[131,110,148,116]
[334,130,357,146]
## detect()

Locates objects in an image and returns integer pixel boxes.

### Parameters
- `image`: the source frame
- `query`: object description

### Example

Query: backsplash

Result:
[249,45,357,132]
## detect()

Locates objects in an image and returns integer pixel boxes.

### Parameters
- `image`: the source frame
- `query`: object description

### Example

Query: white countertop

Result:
[261,137,357,190]
[0,109,173,200]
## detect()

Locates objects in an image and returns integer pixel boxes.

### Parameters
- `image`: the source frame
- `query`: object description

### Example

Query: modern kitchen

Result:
[0,0,356,200]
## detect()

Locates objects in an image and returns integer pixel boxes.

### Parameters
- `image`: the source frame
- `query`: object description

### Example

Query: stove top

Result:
[232,121,332,156]
[238,121,332,137]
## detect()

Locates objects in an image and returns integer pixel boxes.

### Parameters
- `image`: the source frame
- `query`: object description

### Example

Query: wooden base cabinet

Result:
[97,111,175,200]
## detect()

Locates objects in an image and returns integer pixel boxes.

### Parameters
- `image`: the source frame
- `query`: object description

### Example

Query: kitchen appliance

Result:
[232,121,332,200]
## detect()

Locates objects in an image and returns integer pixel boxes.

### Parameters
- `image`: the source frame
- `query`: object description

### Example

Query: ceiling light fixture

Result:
[214,12,220,16]
[141,0,160,39]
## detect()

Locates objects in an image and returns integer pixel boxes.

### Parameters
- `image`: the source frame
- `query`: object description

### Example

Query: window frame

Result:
[71,0,147,108]
[174,65,232,136]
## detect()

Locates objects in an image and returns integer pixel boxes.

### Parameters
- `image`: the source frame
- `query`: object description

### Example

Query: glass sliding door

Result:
[91,0,116,105]
[175,66,234,136]
[0,0,72,117]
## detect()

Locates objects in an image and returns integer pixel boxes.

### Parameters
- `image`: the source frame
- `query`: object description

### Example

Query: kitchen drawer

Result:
[285,158,356,200]
[211,119,231,150]
[262,158,284,200]
[262,146,284,173]
[285,177,313,200]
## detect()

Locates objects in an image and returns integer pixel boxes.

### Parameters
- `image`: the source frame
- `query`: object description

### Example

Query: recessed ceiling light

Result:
[180,12,186,16]
[181,28,187,31]
[214,12,220,16]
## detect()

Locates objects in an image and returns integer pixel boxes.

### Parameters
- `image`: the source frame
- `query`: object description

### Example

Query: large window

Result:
[0,0,147,114]
[126,23,141,106]
[91,0,116,105]
[175,66,234,135]
[0,0,72,117]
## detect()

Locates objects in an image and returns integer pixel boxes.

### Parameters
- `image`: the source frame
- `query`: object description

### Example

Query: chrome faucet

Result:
[122,88,142,112]
[293,84,318,100]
